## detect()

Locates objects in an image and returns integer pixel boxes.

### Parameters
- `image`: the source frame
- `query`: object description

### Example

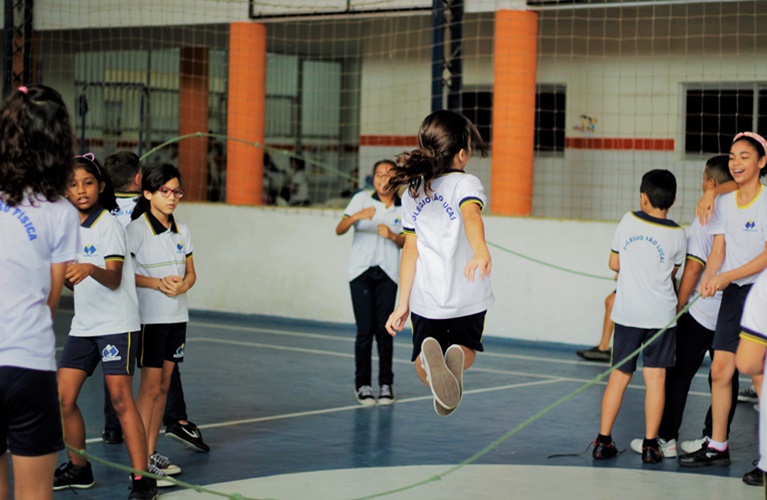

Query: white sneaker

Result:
[680,436,709,454]
[421,338,460,410]
[150,451,181,475]
[146,463,175,488]
[355,385,376,406]
[434,345,465,417]
[629,438,677,457]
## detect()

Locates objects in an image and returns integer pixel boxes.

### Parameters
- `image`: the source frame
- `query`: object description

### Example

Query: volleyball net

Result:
[24,0,767,217]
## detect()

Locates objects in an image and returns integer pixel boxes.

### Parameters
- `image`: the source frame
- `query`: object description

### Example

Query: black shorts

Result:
[612,323,676,374]
[0,367,64,456]
[59,332,139,376]
[138,323,186,369]
[410,311,486,362]
[712,283,752,353]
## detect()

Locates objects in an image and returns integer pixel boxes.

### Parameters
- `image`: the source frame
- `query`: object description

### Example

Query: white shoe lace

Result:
[150,452,172,469]
[147,463,167,477]
[358,385,373,398]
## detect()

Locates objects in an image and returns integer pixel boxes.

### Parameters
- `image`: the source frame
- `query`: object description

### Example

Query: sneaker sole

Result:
[421,338,460,410]
[677,457,731,468]
[629,438,677,457]
[377,397,394,406]
[156,466,181,476]
[443,345,464,413]
[53,482,95,491]
[165,431,210,453]
[355,394,377,406]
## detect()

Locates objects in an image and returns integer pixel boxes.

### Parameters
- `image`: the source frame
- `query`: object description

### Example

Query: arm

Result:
[385,233,417,336]
[160,256,197,297]
[377,224,405,248]
[677,258,704,312]
[335,206,375,235]
[699,235,725,297]
[736,336,767,376]
[461,202,491,282]
[48,262,68,318]
[65,260,123,290]
[608,251,620,273]
[697,181,737,225]
[706,243,767,295]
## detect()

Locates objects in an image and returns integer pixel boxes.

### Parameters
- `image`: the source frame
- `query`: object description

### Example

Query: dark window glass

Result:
[685,89,753,154]
[461,91,493,145]
[535,89,566,152]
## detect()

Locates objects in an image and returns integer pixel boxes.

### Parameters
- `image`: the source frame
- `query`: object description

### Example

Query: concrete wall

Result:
[178,203,618,346]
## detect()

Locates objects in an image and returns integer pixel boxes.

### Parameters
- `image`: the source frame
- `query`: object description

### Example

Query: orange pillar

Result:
[179,46,210,202]
[491,10,538,216]
[226,22,266,206]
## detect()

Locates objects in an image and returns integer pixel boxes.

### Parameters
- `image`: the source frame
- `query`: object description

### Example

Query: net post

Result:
[179,46,210,202]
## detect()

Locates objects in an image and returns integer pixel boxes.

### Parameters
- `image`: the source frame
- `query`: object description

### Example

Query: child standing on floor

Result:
[592,169,686,464]
[54,153,156,499]
[385,110,494,417]
[677,131,767,468]
[128,163,196,485]
[0,84,80,500]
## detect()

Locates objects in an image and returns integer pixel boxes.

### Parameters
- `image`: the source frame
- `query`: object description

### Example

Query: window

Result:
[684,84,767,155]
[461,90,493,144]
[535,84,566,153]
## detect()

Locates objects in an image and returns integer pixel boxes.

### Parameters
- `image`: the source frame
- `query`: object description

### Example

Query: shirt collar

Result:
[81,206,107,228]
[631,210,679,228]
[145,210,178,235]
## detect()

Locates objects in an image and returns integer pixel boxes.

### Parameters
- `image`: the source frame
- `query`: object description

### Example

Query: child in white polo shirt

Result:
[385,110,494,417]
[128,163,196,485]
[0,84,80,500]
[337,159,404,406]
[593,169,686,464]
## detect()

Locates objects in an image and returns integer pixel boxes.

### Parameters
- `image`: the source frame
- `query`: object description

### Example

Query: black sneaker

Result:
[378,384,394,405]
[165,420,210,453]
[642,442,663,464]
[592,438,618,460]
[743,464,765,486]
[128,474,158,500]
[576,346,611,362]
[738,385,759,404]
[355,385,376,406]
[102,428,123,444]
[677,446,731,467]
[53,461,95,490]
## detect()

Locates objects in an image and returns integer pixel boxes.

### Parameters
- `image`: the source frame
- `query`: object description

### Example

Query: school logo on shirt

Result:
[744,220,757,232]
[176,241,184,254]
[101,344,122,362]
[394,217,401,226]
[173,343,185,359]
[84,243,97,255]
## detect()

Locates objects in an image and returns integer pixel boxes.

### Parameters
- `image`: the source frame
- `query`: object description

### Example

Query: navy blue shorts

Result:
[59,332,139,376]
[0,367,64,456]
[138,323,186,368]
[612,323,676,374]
[410,311,486,362]
[712,283,752,353]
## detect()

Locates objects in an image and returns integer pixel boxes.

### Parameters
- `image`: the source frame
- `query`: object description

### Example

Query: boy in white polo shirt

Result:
[336,159,404,405]
[593,169,686,464]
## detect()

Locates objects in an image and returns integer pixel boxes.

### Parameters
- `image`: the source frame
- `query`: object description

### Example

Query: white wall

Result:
[178,203,617,346]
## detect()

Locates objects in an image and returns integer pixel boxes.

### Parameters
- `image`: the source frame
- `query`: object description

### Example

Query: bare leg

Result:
[643,367,666,439]
[105,375,147,472]
[148,361,176,454]
[57,368,89,466]
[753,375,763,399]
[137,366,163,459]
[598,292,616,351]
[13,453,57,500]
[710,350,736,443]
[599,369,633,435]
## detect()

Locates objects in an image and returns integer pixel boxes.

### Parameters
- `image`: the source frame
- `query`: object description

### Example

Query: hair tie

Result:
[733,132,767,155]
[18,86,28,94]
[75,152,101,177]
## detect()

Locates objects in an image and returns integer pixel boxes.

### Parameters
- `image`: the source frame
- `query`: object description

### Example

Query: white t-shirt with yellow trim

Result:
[70,207,140,337]
[127,211,194,324]
[401,171,494,319]
[610,211,686,329]
[685,216,722,331]
[708,186,767,286]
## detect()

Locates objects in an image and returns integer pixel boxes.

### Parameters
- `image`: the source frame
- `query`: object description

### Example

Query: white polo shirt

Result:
[685,217,722,331]
[708,186,767,286]
[0,192,80,371]
[401,171,494,319]
[127,211,193,324]
[69,207,140,337]
[112,192,140,227]
[343,190,402,283]
[610,211,686,329]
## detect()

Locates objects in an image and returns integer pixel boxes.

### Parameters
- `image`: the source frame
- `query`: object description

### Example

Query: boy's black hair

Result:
[103,151,141,192]
[704,154,733,185]
[640,169,676,210]
[74,154,118,213]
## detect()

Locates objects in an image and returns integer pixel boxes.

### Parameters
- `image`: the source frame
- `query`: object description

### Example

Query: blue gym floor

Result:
[48,300,761,499]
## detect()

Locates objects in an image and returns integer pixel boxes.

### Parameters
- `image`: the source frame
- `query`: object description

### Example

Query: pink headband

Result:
[733,132,767,155]
[18,86,27,94]
[75,152,102,177]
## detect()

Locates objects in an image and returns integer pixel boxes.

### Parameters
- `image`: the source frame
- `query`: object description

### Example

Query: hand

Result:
[354,206,375,221]
[701,274,730,298]
[65,263,93,286]
[385,305,410,336]
[159,275,185,297]
[377,224,392,239]
[464,252,492,282]
[696,189,716,225]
